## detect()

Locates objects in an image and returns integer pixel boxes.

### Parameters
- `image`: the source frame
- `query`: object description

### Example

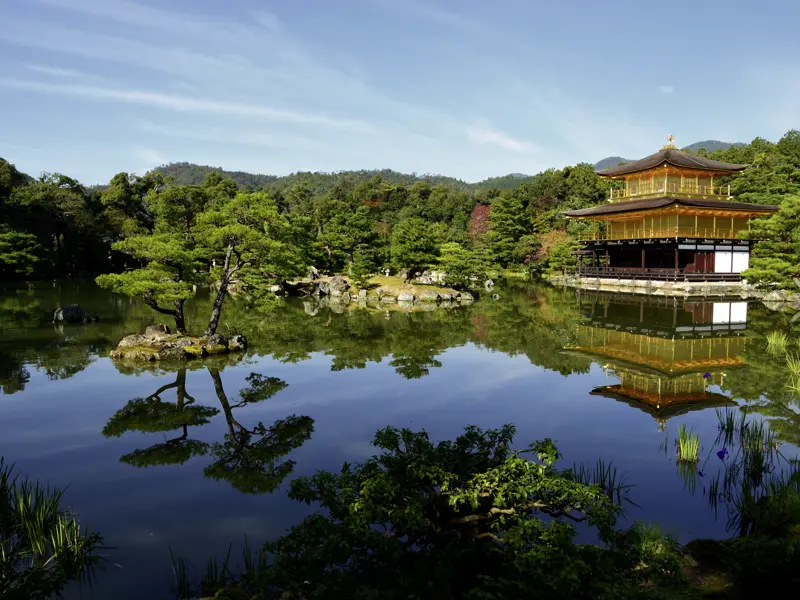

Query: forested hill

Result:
[153,164,478,193]
[154,162,280,188]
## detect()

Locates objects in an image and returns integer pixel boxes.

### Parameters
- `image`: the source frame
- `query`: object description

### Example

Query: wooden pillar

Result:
[605,248,610,268]
[674,247,679,272]
[641,248,645,269]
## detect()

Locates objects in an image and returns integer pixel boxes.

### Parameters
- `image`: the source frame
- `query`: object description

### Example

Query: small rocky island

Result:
[110,325,247,362]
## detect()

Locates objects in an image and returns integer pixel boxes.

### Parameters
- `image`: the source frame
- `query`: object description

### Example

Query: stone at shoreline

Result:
[329,275,349,296]
[316,281,330,296]
[397,291,415,302]
[419,290,440,303]
[440,292,454,302]
[339,291,352,303]
[110,330,247,362]
[53,304,83,323]
[457,291,474,303]
[380,295,398,304]
[358,289,368,299]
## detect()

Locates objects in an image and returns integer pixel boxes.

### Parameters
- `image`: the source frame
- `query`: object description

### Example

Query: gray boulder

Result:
[329,276,349,296]
[414,276,434,285]
[204,333,227,347]
[397,291,415,302]
[227,334,247,352]
[419,290,440,303]
[458,291,474,303]
[380,295,397,304]
[145,324,172,336]
[53,304,83,323]
[340,291,352,303]
[358,289,368,299]
[439,292,454,302]
[317,281,330,296]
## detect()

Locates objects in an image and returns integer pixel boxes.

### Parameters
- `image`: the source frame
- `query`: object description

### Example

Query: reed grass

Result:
[786,353,800,381]
[170,536,268,599]
[0,458,103,597]
[709,410,800,536]
[676,424,700,463]
[766,331,790,356]
[573,459,636,506]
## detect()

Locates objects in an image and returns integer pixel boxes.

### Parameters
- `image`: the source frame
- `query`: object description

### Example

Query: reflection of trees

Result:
[102,369,218,467]
[720,305,800,445]
[225,285,592,380]
[204,369,314,494]
[101,366,314,494]
[0,350,29,394]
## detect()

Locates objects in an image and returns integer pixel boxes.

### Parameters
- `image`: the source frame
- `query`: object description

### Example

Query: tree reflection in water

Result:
[204,368,314,494]
[102,369,217,467]
[102,364,313,494]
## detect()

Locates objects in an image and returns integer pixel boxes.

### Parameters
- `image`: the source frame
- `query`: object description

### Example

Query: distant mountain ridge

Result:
[150,163,535,192]
[593,140,745,172]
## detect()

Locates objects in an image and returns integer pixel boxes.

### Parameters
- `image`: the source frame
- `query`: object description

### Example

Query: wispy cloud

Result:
[466,125,536,153]
[0,78,377,132]
[26,64,83,78]
[659,84,676,94]
[133,119,328,152]
[373,0,484,33]
[251,10,281,31]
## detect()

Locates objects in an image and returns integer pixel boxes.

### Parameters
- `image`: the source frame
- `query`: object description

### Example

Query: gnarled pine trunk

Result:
[205,245,234,338]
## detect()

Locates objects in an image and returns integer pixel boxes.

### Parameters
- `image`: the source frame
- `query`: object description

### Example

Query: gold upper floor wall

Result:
[609,166,730,202]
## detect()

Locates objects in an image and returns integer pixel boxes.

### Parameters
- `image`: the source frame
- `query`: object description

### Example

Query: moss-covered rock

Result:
[109,330,247,362]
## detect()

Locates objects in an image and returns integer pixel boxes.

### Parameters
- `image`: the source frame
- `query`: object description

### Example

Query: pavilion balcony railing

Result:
[578,227,741,242]
[575,266,743,283]
[609,182,731,202]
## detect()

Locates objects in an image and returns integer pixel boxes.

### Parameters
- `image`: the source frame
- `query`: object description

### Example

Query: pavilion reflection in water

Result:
[568,293,747,430]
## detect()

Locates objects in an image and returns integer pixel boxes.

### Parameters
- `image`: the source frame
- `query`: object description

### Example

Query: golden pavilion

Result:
[565,137,778,281]
[567,293,744,429]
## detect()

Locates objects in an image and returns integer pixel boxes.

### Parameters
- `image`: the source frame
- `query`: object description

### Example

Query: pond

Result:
[1,281,799,598]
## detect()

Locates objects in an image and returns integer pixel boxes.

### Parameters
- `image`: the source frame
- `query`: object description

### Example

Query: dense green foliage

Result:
[4,129,797,289]
[181,422,800,599]
[0,459,102,598]
[742,195,800,288]
[186,425,696,599]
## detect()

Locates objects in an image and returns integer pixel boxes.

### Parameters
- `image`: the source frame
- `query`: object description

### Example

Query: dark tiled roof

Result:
[596,148,747,177]
[564,197,778,218]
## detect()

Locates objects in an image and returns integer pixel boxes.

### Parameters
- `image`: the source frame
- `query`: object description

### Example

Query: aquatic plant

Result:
[766,331,790,356]
[708,409,798,536]
[572,458,636,506]
[0,458,103,597]
[676,424,700,463]
[785,353,800,389]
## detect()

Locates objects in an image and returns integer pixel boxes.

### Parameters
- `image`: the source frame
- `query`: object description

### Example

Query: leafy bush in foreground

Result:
[187,425,688,599]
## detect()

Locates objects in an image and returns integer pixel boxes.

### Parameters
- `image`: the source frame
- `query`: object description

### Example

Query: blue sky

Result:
[1,0,798,184]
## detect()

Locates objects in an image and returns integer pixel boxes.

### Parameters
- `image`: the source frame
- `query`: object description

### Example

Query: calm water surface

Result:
[1,281,798,598]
